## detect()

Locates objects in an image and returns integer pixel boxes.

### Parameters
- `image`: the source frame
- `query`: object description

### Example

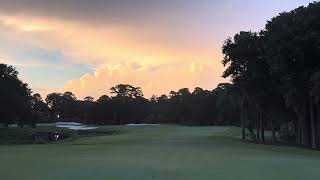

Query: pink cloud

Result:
[61,60,226,99]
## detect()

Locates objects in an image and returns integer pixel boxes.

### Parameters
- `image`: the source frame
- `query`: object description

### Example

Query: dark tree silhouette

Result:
[222,1,320,149]
[0,63,33,127]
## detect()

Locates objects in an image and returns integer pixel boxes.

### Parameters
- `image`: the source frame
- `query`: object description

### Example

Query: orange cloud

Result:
[61,60,226,99]
[0,14,226,99]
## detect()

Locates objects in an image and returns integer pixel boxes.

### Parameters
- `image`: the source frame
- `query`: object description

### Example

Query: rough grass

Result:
[0,126,73,144]
[0,125,117,144]
[0,125,319,180]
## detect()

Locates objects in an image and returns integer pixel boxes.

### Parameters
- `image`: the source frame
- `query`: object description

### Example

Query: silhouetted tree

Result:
[30,93,50,123]
[0,63,33,126]
[84,96,94,102]
[221,2,320,149]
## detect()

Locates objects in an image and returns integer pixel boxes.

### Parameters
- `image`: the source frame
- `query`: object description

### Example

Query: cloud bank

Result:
[62,60,224,98]
[0,0,312,98]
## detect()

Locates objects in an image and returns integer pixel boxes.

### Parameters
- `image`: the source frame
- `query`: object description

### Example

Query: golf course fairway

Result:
[0,125,319,180]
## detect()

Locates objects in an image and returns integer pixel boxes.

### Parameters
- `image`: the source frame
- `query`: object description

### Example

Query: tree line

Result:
[0,64,239,127]
[222,2,320,149]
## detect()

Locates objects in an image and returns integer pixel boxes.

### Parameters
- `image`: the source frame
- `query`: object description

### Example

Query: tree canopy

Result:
[0,64,33,126]
[222,2,320,149]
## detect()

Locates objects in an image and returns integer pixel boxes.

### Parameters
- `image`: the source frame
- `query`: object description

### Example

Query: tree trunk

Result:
[293,103,308,146]
[113,112,117,124]
[301,100,310,147]
[310,95,317,149]
[256,111,261,143]
[297,119,301,145]
[271,118,276,144]
[241,96,246,141]
[284,120,289,143]
[260,112,265,143]
[316,98,320,149]
[260,118,265,143]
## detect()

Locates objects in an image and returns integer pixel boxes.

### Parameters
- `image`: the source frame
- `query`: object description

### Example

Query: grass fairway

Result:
[0,125,319,180]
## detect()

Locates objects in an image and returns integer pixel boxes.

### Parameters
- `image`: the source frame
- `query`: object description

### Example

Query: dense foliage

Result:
[40,83,239,126]
[0,64,35,127]
[0,64,239,127]
[222,2,320,149]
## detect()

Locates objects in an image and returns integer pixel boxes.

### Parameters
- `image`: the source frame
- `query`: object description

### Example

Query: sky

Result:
[0,0,315,99]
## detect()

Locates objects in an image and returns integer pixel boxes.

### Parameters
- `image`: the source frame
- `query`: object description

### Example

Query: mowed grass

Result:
[0,125,320,180]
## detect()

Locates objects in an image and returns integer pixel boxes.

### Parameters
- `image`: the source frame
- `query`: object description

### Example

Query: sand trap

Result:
[56,122,82,126]
[56,122,97,130]
[125,123,160,126]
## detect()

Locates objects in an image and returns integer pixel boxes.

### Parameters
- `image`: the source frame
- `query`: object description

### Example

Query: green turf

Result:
[0,125,319,180]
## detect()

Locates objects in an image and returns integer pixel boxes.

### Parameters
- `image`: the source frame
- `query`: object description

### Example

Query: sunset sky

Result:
[0,0,314,99]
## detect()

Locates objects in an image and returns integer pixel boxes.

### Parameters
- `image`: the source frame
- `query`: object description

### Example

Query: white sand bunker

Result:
[125,123,160,126]
[56,122,97,130]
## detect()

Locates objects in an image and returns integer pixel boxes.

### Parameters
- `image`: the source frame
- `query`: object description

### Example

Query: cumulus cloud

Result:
[1,0,312,99]
[0,14,219,66]
[0,13,226,98]
[61,60,225,99]
[0,1,239,99]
